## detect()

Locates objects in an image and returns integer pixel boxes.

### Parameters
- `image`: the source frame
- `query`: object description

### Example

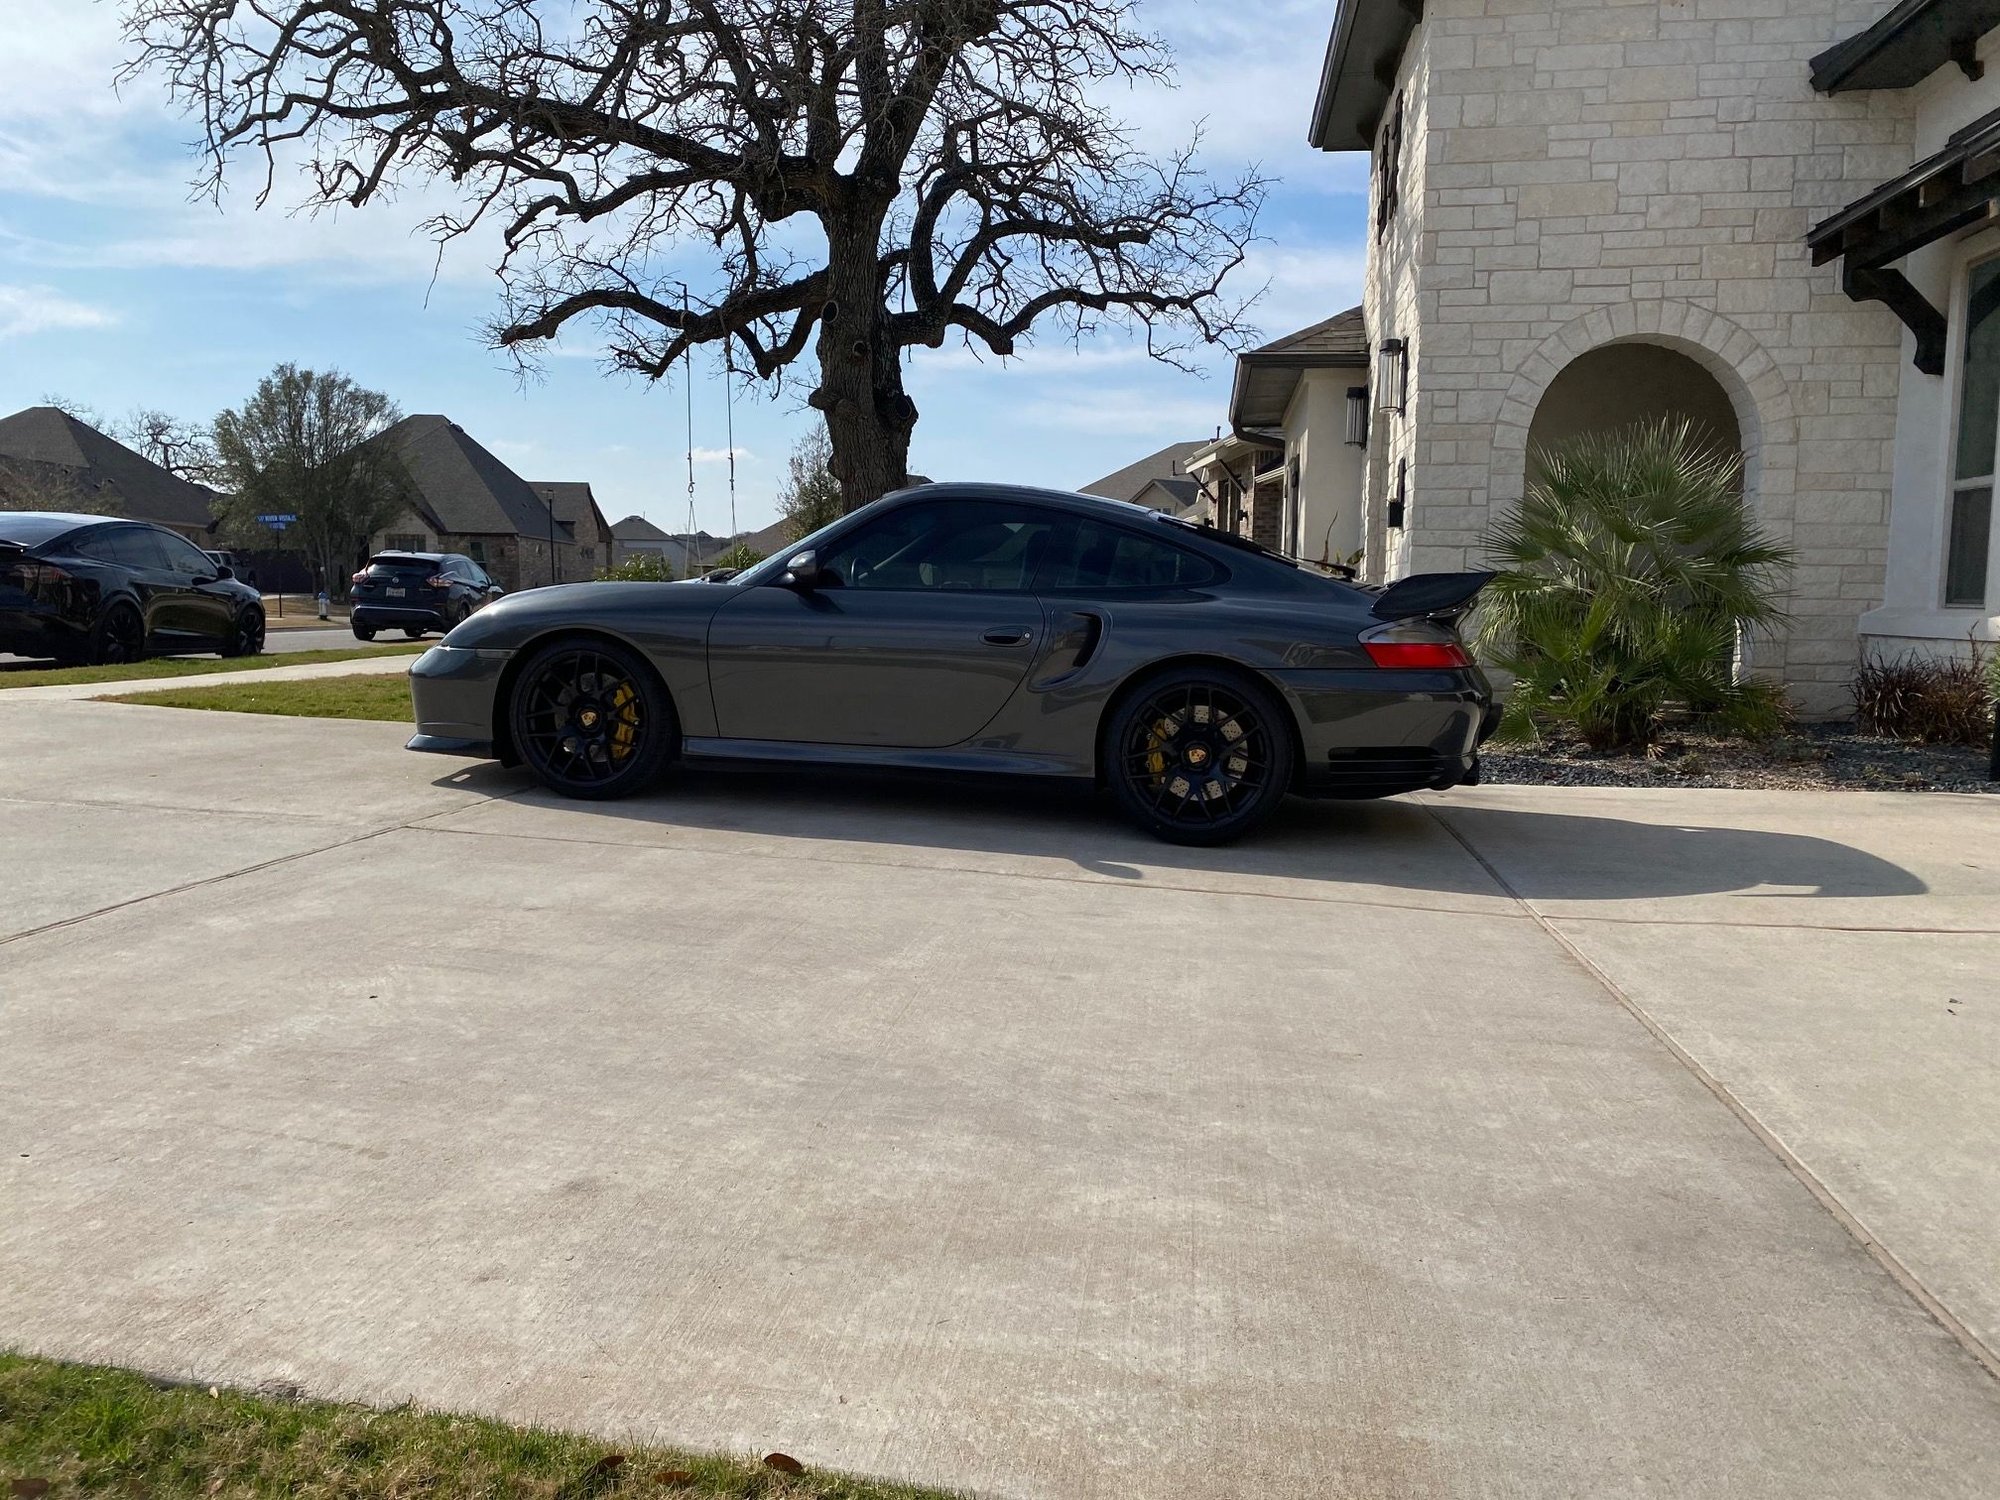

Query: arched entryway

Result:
[1524,343,1743,479]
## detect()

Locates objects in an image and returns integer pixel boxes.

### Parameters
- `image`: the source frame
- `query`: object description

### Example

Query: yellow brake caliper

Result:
[608,682,638,761]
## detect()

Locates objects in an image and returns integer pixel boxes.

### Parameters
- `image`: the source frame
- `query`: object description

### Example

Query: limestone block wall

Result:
[1364,0,1920,715]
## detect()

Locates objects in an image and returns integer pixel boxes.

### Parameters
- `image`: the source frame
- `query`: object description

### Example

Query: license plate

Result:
[387,587,406,598]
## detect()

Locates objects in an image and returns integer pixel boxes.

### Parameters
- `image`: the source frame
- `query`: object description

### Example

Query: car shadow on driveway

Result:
[427,763,1929,904]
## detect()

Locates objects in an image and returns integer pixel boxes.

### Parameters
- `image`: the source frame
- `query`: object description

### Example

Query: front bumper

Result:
[1272,666,1494,798]
[405,644,511,759]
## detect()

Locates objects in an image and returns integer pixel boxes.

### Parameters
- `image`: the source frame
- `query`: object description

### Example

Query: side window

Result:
[1040,520,1224,590]
[465,539,487,565]
[94,527,169,569]
[155,530,218,576]
[1948,256,2000,606]
[818,501,1059,592]
[1376,92,1404,241]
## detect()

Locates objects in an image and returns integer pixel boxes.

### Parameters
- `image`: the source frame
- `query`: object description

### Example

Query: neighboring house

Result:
[530,480,614,581]
[366,415,573,591]
[0,406,220,541]
[1224,309,1371,565]
[1079,441,1206,513]
[1184,433,1284,543]
[610,515,714,575]
[1307,0,2000,714]
[728,517,797,559]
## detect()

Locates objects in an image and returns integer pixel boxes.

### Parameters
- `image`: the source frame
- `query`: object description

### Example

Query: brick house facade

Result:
[1311,0,2000,716]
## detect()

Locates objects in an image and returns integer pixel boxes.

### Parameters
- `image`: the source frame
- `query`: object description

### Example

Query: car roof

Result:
[0,512,142,548]
[885,481,1184,526]
[369,550,451,562]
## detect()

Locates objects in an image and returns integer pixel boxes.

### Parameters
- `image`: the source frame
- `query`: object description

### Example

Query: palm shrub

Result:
[1478,418,1794,751]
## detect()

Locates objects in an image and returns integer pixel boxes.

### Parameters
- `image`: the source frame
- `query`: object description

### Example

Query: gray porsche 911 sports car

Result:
[407,483,1497,844]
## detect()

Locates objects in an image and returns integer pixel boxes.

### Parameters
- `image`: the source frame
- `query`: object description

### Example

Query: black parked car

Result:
[408,484,1498,845]
[350,551,504,641]
[0,511,265,665]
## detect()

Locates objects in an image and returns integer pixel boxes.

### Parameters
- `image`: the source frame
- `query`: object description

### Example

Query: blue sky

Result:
[0,1,1368,535]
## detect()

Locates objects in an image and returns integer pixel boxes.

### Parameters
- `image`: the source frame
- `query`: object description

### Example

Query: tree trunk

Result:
[812,227,916,513]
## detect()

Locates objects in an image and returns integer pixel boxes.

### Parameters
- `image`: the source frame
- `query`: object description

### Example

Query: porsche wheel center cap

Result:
[1184,743,1211,768]
[578,707,601,731]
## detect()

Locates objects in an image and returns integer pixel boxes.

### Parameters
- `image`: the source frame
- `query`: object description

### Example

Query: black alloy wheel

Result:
[508,636,676,800]
[89,603,146,667]
[353,625,377,642]
[1105,667,1294,845]
[220,607,265,658]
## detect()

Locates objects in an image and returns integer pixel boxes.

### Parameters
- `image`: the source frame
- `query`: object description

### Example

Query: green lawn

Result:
[0,644,422,691]
[107,673,415,722]
[0,1354,956,1499]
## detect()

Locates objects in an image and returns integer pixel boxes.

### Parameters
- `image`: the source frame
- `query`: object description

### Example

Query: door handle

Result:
[982,627,1033,647]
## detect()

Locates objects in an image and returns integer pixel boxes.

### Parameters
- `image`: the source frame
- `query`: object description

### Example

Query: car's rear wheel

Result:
[508,636,676,800]
[1104,666,1294,845]
[352,624,376,642]
[403,627,426,640]
[220,606,265,658]
[89,603,145,667]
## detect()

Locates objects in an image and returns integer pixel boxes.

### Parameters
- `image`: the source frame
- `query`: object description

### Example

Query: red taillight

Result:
[351,570,370,586]
[1362,639,1472,669]
[427,575,449,589]
[17,561,71,603]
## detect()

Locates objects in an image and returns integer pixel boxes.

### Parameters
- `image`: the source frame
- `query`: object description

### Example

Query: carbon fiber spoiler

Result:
[1368,570,1495,622]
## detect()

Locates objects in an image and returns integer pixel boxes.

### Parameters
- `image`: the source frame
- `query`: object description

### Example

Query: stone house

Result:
[1305,0,2000,714]
[367,415,575,591]
[530,481,613,581]
[0,406,221,542]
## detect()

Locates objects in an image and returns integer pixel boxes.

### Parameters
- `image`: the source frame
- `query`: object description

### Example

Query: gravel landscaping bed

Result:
[1483,721,1998,793]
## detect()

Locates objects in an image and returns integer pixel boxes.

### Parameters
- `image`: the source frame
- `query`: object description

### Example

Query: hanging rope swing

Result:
[674,286,744,574]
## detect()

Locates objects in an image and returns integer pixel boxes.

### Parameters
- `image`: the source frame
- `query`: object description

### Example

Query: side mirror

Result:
[213,564,234,580]
[783,550,820,589]
[487,584,505,597]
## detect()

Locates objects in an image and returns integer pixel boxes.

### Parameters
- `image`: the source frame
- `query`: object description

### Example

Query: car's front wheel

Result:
[1104,666,1294,845]
[508,636,676,800]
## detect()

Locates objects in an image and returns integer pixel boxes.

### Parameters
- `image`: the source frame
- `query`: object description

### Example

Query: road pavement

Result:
[1,698,1996,1498]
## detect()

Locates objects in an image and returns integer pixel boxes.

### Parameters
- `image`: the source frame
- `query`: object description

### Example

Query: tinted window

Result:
[1041,519,1223,590]
[155,530,218,575]
[819,501,1059,592]
[78,527,168,569]
[0,515,93,548]
[366,555,440,576]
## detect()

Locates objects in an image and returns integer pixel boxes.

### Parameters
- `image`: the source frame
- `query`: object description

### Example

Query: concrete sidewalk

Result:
[2,698,1997,1498]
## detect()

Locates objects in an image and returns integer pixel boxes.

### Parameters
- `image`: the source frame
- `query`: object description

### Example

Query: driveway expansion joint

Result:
[1423,800,2000,1386]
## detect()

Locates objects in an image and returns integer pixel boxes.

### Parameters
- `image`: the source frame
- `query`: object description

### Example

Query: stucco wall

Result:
[1867,31,2000,657]
[1366,0,1917,715]
[1283,369,1369,567]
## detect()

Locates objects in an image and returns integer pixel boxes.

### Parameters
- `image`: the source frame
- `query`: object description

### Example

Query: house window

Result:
[386,533,424,553]
[1376,93,1404,241]
[1948,257,2000,606]
[466,539,487,564]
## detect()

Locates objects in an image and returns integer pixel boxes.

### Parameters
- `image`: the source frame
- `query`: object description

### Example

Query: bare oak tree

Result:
[124,0,1265,509]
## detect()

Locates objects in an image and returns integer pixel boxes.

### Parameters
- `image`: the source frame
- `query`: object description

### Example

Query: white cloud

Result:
[0,283,114,339]
[691,445,752,464]
[1015,384,1226,438]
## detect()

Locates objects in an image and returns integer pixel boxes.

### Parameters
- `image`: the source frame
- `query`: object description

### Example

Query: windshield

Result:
[365,555,441,575]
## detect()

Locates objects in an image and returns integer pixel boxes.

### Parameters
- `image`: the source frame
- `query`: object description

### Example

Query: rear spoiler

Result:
[1369,570,1494,622]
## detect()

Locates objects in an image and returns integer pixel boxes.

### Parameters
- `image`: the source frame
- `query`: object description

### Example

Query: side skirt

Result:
[679,736,1092,781]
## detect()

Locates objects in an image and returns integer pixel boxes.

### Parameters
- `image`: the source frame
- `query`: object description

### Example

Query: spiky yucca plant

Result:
[1478,418,1794,751]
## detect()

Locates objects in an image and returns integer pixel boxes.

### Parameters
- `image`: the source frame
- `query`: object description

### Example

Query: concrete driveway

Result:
[2,695,1997,1498]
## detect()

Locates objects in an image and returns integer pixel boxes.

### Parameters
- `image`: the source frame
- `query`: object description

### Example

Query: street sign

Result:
[256,513,297,525]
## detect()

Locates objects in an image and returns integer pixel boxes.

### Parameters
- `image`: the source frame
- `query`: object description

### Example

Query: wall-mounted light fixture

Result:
[1376,338,1408,414]
[1344,385,1370,447]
